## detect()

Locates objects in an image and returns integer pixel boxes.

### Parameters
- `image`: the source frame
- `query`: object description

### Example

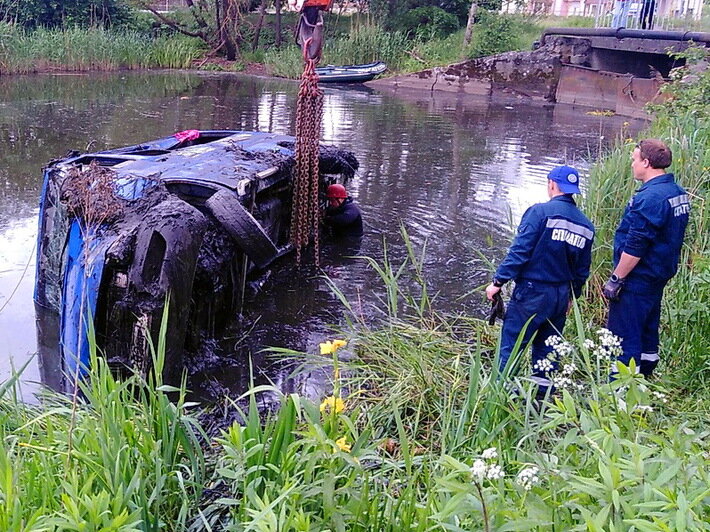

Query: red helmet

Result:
[326,183,347,199]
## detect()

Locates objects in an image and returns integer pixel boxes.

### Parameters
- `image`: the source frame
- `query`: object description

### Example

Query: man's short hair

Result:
[637,139,672,169]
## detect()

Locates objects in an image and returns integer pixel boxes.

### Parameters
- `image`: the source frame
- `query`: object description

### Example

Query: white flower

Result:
[486,464,504,480]
[533,358,554,372]
[652,391,668,404]
[553,341,574,358]
[562,363,577,375]
[634,404,653,414]
[583,339,596,350]
[482,447,498,460]
[516,466,540,491]
[597,328,622,349]
[552,375,573,389]
[471,459,487,481]
[544,335,562,347]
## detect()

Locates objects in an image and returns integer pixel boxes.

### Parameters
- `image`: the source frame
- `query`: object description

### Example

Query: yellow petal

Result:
[335,437,351,452]
[319,395,345,414]
[332,339,347,350]
[320,341,334,355]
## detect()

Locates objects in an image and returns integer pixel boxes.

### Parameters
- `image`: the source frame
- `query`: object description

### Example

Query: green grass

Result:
[0,28,707,532]
[0,23,204,74]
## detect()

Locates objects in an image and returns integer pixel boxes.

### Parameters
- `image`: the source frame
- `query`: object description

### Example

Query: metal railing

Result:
[590,0,706,30]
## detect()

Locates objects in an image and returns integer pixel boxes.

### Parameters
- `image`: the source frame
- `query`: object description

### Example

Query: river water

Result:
[0,71,645,402]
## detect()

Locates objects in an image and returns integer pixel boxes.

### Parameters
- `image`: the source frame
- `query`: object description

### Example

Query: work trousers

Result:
[607,285,664,377]
[499,280,570,395]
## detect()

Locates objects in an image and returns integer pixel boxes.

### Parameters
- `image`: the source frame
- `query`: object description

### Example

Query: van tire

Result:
[206,189,279,269]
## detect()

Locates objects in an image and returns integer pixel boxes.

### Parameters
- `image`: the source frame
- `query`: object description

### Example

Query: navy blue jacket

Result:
[324,197,363,238]
[495,195,595,298]
[613,173,689,290]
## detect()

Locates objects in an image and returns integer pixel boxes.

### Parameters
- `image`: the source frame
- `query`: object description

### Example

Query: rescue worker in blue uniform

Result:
[486,165,595,396]
[602,139,689,377]
[323,183,363,238]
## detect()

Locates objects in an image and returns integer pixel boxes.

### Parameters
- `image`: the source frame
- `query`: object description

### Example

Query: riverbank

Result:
[0,30,707,532]
[0,16,586,77]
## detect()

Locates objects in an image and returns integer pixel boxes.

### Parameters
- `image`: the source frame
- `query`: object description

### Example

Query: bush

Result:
[0,0,132,29]
[399,6,460,39]
[468,12,518,58]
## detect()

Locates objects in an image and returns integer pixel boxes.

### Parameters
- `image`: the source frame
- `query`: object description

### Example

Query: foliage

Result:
[0,23,204,73]
[467,12,518,59]
[0,319,205,530]
[370,0,471,28]
[265,23,410,78]
[0,0,131,29]
[399,6,461,39]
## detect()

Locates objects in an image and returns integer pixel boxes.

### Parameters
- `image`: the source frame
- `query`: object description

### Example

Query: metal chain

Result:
[291,57,324,266]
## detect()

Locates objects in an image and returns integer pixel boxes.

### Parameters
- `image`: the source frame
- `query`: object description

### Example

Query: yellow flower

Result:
[320,341,335,355]
[320,396,345,414]
[335,436,351,453]
[319,339,347,355]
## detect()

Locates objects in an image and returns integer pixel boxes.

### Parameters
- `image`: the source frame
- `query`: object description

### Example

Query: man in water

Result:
[485,166,595,397]
[323,183,363,238]
[603,139,690,377]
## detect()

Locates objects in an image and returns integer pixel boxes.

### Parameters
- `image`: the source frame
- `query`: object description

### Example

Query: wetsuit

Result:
[324,197,363,238]
[608,173,689,376]
[494,195,594,393]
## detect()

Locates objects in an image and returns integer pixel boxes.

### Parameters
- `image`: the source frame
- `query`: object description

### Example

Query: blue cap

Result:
[548,165,581,194]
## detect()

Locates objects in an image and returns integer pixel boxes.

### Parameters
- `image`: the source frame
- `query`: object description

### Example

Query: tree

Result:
[463,0,476,47]
[0,0,131,29]
[133,0,249,60]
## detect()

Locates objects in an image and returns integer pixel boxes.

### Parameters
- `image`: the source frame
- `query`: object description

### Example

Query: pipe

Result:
[541,27,710,46]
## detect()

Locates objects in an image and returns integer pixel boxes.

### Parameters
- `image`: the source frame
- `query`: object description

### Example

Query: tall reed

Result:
[0,23,203,74]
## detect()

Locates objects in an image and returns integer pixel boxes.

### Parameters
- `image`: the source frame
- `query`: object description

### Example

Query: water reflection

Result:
[0,71,646,401]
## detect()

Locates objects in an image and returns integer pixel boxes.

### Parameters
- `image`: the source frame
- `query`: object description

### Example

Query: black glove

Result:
[487,292,506,325]
[602,274,625,301]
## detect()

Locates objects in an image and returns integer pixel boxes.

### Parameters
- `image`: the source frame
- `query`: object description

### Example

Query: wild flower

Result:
[482,447,498,460]
[552,375,573,389]
[470,459,487,481]
[634,404,654,414]
[335,436,351,453]
[516,466,540,491]
[544,335,562,347]
[320,339,347,355]
[652,391,668,403]
[534,358,554,372]
[562,363,577,375]
[583,339,596,350]
[486,464,504,480]
[320,396,345,414]
[597,328,622,349]
[552,341,574,358]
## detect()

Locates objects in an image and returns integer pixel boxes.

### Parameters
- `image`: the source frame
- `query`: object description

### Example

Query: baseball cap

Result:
[548,165,581,194]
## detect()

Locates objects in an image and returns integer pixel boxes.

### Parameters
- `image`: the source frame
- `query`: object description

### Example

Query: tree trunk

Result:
[275,0,282,48]
[252,0,267,51]
[463,1,478,48]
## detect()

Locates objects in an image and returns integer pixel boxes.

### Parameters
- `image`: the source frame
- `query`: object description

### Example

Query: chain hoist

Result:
[290,0,332,265]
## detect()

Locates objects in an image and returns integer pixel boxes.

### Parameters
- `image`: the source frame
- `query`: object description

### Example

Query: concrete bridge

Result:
[370,28,709,117]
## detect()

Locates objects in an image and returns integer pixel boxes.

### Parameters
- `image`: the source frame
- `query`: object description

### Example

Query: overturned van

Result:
[34,130,358,390]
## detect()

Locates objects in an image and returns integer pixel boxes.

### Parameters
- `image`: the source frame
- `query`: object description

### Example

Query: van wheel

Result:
[205,189,279,269]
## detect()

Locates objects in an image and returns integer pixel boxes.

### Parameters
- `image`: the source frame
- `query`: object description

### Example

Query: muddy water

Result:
[0,71,646,402]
